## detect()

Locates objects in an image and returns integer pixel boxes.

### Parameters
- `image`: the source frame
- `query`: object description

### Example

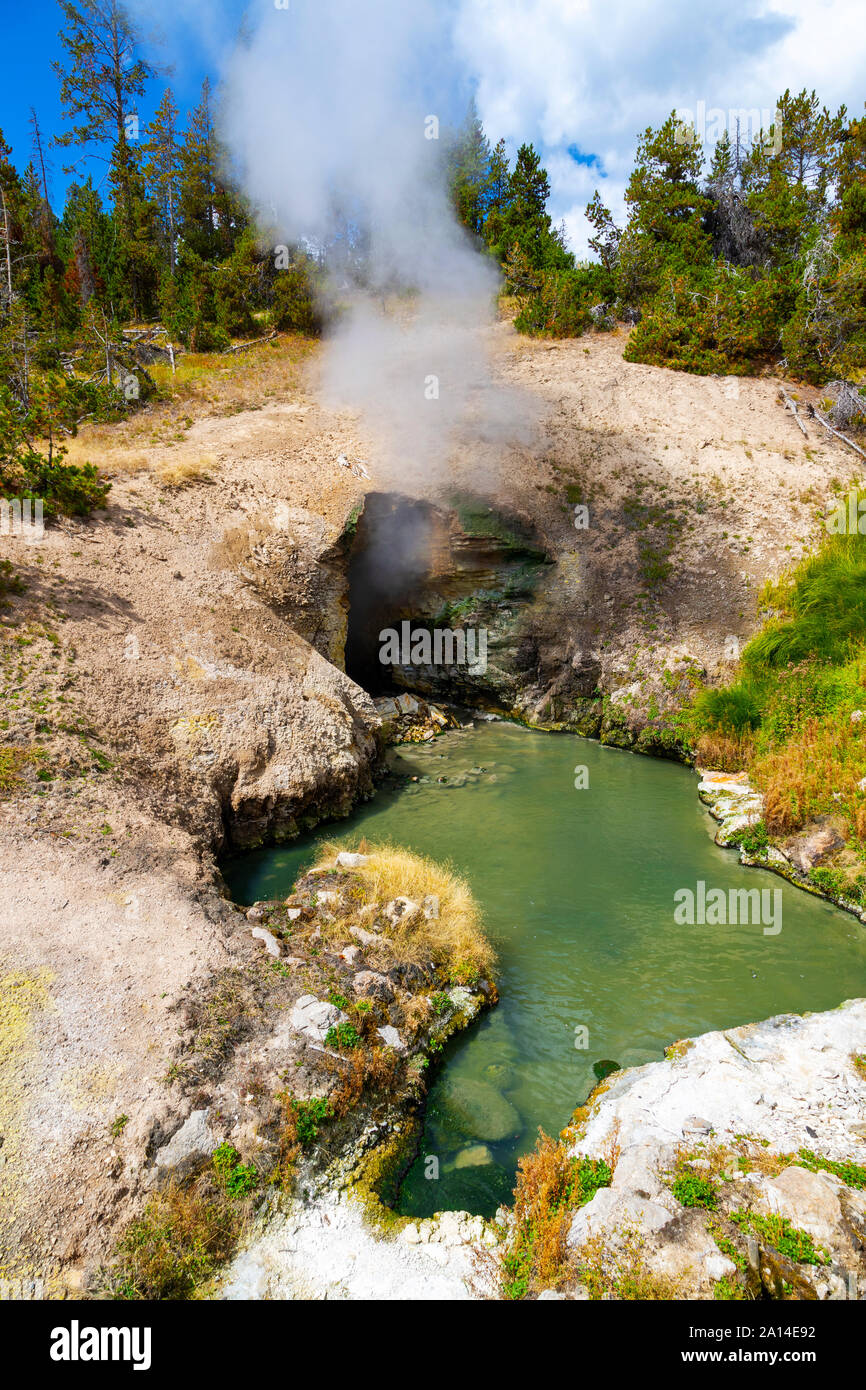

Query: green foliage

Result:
[670,1171,719,1209]
[271,256,322,335]
[730,1209,830,1265]
[325,1020,361,1050]
[796,1148,866,1189]
[288,1095,333,1147]
[211,1143,258,1198]
[732,820,770,858]
[744,533,866,669]
[0,381,110,520]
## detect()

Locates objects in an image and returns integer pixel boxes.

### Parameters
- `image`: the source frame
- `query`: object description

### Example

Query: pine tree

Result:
[179,79,247,264]
[53,0,159,319]
[492,143,572,272]
[142,89,181,275]
[448,99,492,237]
[0,131,22,313]
[53,0,156,159]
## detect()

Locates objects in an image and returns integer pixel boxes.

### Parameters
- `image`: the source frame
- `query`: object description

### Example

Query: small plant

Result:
[707,1218,747,1270]
[110,1114,129,1139]
[430,991,452,1016]
[714,1274,747,1300]
[797,1148,866,1190]
[449,960,480,988]
[733,820,770,858]
[670,1171,718,1209]
[211,1143,259,1198]
[325,1020,361,1050]
[286,1095,332,1147]
[328,989,349,1011]
[730,1210,830,1266]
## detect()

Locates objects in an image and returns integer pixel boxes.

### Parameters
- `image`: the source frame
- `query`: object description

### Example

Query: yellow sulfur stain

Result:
[0,969,55,1263]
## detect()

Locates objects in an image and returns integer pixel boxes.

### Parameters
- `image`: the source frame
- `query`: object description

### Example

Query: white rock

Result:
[383,896,420,927]
[290,994,347,1043]
[251,926,282,958]
[377,1025,406,1053]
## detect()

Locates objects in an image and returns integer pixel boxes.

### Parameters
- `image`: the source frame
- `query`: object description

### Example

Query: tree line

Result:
[2,0,865,523]
[447,90,866,384]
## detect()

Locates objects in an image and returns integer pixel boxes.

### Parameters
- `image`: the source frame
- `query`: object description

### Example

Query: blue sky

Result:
[3,0,866,256]
[0,1,231,207]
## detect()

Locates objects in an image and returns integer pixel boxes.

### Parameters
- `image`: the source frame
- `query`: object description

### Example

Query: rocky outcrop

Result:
[563,1001,866,1299]
[699,768,866,922]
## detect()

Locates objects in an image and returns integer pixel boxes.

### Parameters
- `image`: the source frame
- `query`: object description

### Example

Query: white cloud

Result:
[453,0,866,256]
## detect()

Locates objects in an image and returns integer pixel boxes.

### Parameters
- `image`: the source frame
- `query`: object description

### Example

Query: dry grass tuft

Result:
[155,455,217,488]
[110,1179,246,1300]
[501,1132,612,1298]
[576,1224,682,1300]
[695,728,754,773]
[314,840,496,982]
[752,709,866,835]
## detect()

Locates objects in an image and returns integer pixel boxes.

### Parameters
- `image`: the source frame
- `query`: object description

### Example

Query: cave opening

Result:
[344,492,446,695]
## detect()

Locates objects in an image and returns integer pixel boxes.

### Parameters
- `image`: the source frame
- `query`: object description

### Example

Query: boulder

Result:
[352,969,395,1002]
[377,1025,406,1053]
[289,994,347,1043]
[781,820,844,874]
[149,1109,214,1185]
[350,924,387,949]
[383,896,420,927]
[439,1076,521,1142]
[568,1188,674,1249]
[454,1144,493,1169]
[251,926,281,957]
[757,1166,844,1249]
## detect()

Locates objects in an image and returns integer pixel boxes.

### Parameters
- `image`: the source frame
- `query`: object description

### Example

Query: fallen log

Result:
[223,330,278,355]
[777,386,808,436]
[807,403,866,460]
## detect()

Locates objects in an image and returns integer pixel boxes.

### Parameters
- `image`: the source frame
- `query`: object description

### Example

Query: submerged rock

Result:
[592,1059,621,1082]
[439,1076,521,1142]
[454,1144,494,1169]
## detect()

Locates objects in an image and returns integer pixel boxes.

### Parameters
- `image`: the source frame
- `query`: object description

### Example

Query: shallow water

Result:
[222,722,866,1218]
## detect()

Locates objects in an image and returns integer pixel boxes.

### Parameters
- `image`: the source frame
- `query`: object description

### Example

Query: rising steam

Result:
[215,0,534,486]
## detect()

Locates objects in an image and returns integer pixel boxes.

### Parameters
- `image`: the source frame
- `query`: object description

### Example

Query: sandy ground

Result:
[0,321,859,1290]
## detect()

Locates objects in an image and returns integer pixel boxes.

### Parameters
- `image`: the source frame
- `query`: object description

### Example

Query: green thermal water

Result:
[222,722,866,1218]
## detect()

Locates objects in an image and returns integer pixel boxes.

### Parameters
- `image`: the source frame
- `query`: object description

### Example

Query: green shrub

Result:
[211,1142,259,1198]
[730,1210,830,1265]
[670,1171,718,1209]
[325,1021,361,1050]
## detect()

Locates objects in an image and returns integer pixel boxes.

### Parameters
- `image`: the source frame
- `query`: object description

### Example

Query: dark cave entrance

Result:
[344,492,447,695]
